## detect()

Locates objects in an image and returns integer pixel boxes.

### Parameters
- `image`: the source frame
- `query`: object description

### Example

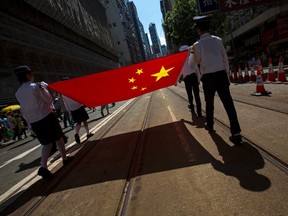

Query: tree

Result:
[163,0,228,47]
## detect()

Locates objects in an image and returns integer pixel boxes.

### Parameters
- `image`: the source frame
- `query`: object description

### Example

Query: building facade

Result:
[105,0,134,66]
[223,2,288,66]
[149,23,162,57]
[127,1,147,62]
[144,33,153,60]
[160,0,175,54]
[0,0,118,104]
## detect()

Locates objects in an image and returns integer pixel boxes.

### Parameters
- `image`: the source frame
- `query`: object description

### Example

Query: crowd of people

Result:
[0,111,30,143]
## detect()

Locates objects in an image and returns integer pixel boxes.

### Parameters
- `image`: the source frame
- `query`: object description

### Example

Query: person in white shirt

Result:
[61,77,93,144]
[14,66,73,180]
[179,46,202,117]
[192,16,242,145]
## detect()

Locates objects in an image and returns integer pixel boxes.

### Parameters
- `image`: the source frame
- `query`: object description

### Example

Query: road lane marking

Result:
[167,105,195,162]
[160,89,166,99]
[0,99,135,204]
[0,145,40,169]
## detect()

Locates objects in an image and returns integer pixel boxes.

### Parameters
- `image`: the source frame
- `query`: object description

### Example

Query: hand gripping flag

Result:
[48,52,188,107]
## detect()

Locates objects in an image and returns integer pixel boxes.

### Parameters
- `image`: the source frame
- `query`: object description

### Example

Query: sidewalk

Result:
[1,89,287,216]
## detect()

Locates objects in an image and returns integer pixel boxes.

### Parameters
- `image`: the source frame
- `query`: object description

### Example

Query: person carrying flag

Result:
[14,66,73,180]
[192,15,242,145]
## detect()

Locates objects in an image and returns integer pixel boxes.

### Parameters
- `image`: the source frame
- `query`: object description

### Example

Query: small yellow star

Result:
[129,77,136,83]
[136,69,143,75]
[141,87,147,91]
[131,86,138,90]
[151,66,174,82]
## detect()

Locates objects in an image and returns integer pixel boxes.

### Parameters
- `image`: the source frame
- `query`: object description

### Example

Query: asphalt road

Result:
[1,83,288,215]
[0,102,126,196]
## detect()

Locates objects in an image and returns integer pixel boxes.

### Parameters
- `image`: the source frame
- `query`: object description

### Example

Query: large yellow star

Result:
[129,77,136,83]
[136,69,143,75]
[131,86,138,90]
[151,66,174,82]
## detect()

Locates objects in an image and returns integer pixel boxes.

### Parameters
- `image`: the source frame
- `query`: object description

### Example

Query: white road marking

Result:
[167,105,195,162]
[0,145,40,169]
[0,99,135,204]
[161,89,166,99]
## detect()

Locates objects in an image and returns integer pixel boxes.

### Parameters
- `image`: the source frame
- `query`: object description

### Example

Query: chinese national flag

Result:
[48,52,188,107]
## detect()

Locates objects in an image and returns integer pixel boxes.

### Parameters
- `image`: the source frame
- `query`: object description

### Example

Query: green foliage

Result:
[163,0,228,47]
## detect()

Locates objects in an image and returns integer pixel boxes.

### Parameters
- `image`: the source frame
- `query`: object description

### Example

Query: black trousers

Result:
[201,70,241,135]
[184,73,201,113]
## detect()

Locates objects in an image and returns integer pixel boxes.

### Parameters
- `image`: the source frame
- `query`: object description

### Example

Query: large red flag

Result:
[48,52,188,107]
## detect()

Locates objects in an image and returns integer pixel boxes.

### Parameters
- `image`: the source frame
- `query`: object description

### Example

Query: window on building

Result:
[117,41,120,45]
[113,23,116,27]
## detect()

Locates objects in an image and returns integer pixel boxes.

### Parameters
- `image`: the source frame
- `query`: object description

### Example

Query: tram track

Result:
[16,97,143,216]
[167,87,288,175]
[177,85,288,115]
[18,94,155,216]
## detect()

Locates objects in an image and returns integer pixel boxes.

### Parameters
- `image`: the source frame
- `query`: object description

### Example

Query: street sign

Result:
[197,0,220,15]
[219,0,273,12]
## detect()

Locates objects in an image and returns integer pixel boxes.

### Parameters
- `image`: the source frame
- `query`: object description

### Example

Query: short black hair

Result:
[196,22,210,32]
[14,66,33,83]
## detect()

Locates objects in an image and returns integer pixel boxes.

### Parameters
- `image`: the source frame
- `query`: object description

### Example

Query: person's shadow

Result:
[209,132,271,191]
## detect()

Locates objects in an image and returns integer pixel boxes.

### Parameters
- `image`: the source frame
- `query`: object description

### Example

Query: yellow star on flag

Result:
[151,66,174,82]
[136,69,143,75]
[129,77,136,83]
[131,86,138,90]
[141,87,147,91]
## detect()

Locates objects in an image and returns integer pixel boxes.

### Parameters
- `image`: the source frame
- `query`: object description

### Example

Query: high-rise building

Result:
[127,1,147,62]
[160,0,176,54]
[0,0,118,103]
[149,23,162,57]
[144,33,153,60]
[105,0,134,66]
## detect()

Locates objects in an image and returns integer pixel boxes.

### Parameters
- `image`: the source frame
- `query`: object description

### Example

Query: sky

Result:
[131,0,167,46]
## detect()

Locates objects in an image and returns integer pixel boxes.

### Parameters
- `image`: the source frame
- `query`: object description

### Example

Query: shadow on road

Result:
[0,121,271,215]
[209,132,271,192]
[15,158,41,173]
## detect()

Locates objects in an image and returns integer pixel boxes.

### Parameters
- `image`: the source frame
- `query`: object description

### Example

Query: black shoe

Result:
[74,134,80,144]
[205,123,215,132]
[38,167,53,180]
[87,133,94,139]
[63,156,74,166]
[229,134,243,146]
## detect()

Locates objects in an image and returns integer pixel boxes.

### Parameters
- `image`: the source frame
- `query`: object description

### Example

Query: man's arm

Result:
[220,41,229,76]
[35,83,54,105]
[192,43,201,65]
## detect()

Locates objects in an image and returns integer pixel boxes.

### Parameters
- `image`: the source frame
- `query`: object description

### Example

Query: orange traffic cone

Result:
[259,60,266,81]
[251,68,271,96]
[244,65,250,82]
[250,66,256,82]
[233,68,238,82]
[277,56,287,82]
[238,65,243,83]
[267,58,276,82]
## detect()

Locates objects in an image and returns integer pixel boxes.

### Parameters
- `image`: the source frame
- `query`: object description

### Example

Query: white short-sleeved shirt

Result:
[193,33,229,75]
[15,82,54,123]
